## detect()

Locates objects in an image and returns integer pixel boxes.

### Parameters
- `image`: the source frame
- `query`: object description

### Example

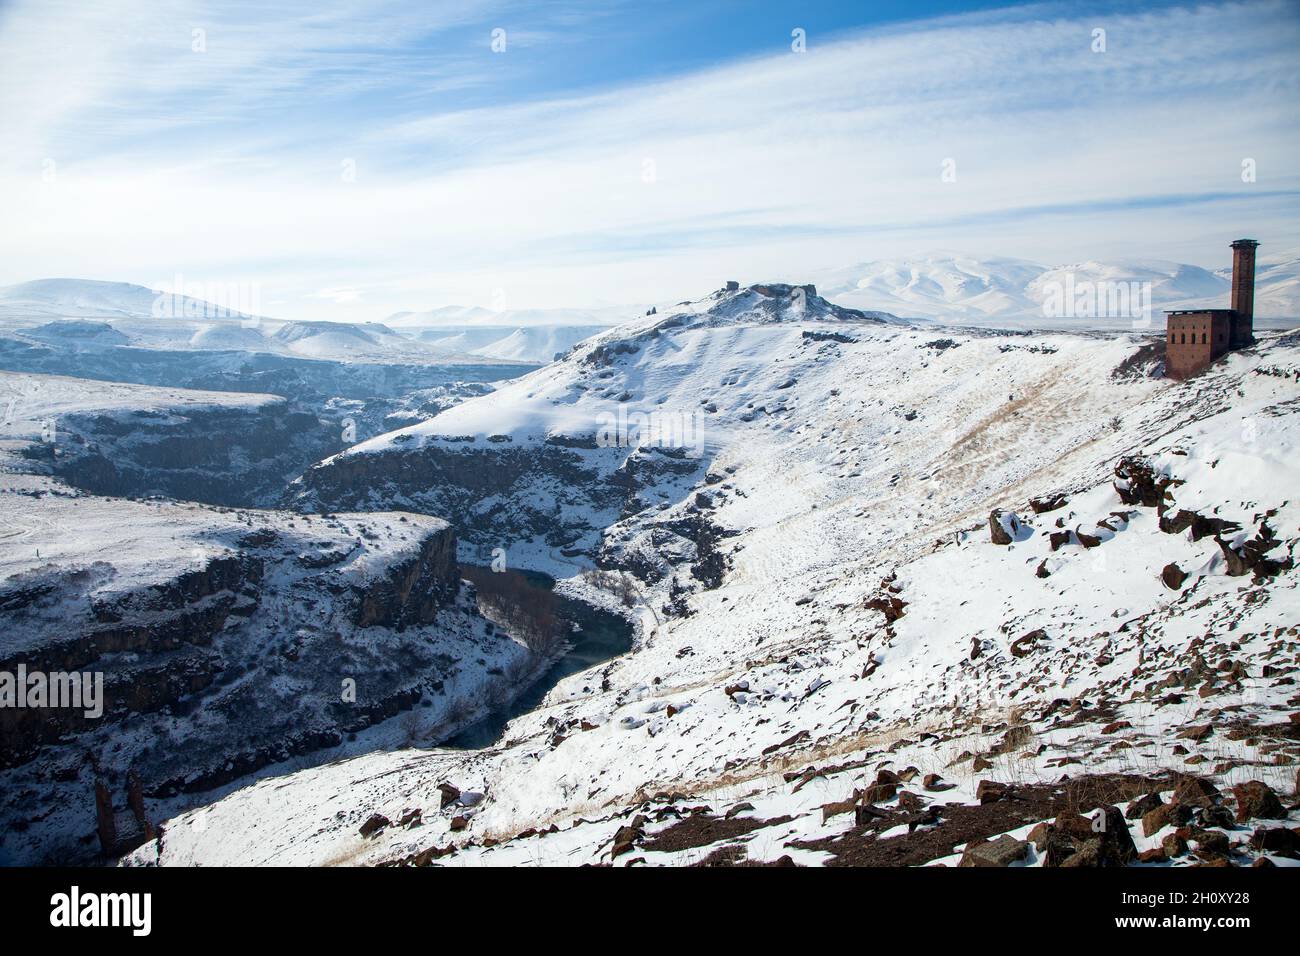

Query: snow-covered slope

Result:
[410,325,609,363]
[141,277,1300,867]
[469,326,610,362]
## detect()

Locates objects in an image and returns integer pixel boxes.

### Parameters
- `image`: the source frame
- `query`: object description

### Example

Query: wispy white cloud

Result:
[0,0,1296,319]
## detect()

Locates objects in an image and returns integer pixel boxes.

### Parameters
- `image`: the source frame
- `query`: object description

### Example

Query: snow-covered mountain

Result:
[816,251,1300,327]
[144,280,1300,868]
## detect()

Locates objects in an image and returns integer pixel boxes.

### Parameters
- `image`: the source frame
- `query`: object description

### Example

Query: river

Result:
[445,566,634,749]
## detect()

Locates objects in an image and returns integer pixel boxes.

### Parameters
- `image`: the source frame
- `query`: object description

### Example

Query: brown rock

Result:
[1172,775,1219,807]
[1142,801,1192,837]
[1249,826,1299,856]
[1027,822,1052,851]
[1192,830,1231,859]
[1126,793,1163,820]
[1030,494,1069,514]
[359,813,391,838]
[1010,628,1047,658]
[1232,781,1285,823]
[1162,833,1188,858]
[989,509,1022,545]
[1161,562,1187,590]
[976,780,1008,804]
[821,797,858,822]
[959,834,1029,867]
[922,772,955,792]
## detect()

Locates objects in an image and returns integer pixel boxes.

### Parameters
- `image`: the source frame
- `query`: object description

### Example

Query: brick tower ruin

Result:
[1164,239,1258,380]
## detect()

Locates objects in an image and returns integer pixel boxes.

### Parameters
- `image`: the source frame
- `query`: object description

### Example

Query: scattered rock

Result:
[359,813,391,838]
[1161,563,1186,590]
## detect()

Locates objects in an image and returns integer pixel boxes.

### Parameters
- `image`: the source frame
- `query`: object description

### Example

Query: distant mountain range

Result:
[811,250,1300,327]
[2,250,1296,363]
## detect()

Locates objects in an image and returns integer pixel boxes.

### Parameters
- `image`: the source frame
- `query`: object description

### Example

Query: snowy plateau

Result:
[1,277,1298,869]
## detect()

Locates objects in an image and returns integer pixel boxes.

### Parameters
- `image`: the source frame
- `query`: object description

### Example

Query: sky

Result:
[0,0,1297,321]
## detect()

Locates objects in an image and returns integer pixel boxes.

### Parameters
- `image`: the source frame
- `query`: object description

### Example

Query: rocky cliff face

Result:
[30,400,338,507]
[0,482,529,865]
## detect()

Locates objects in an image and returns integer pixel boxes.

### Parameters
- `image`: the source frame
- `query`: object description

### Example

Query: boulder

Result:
[922,773,955,792]
[1232,781,1285,823]
[1161,563,1186,590]
[976,780,1008,804]
[989,509,1024,545]
[1126,793,1163,820]
[1172,775,1219,808]
[359,813,391,838]
[1191,830,1231,860]
[1249,826,1299,857]
[1010,629,1046,658]
[1113,455,1172,508]
[1030,494,1069,514]
[959,834,1029,867]
[1142,801,1192,837]
[1050,806,1136,867]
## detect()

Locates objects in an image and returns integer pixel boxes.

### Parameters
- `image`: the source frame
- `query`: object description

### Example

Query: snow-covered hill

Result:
[410,325,609,363]
[139,280,1300,868]
[0,278,259,323]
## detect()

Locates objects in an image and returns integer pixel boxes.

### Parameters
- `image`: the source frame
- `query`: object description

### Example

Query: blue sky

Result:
[0,0,1296,320]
